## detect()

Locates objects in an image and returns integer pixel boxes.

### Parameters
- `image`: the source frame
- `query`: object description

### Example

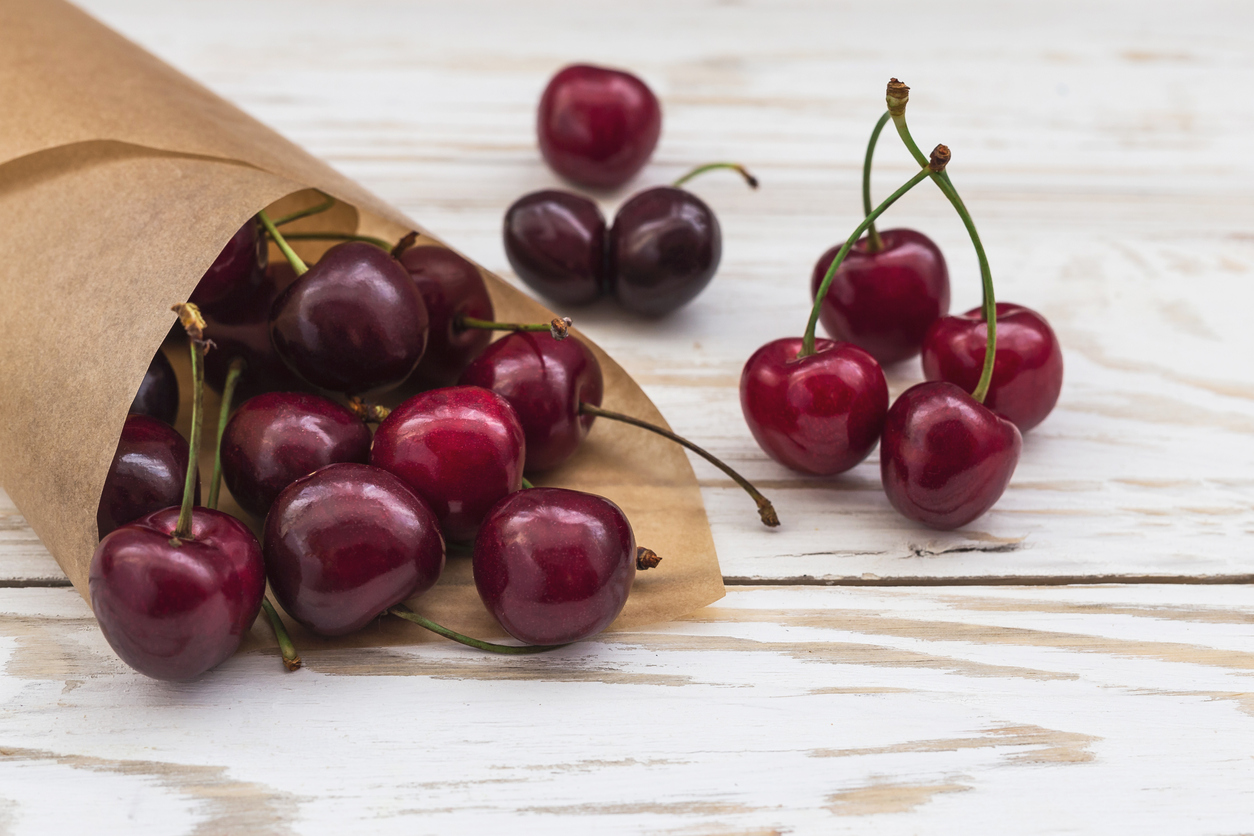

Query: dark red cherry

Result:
[264,463,445,637]
[129,349,179,425]
[474,487,635,645]
[189,217,268,315]
[740,337,888,475]
[610,186,720,316]
[97,414,196,538]
[810,228,950,366]
[503,190,607,306]
[203,261,308,399]
[537,64,661,190]
[397,246,495,386]
[220,392,372,518]
[922,302,1063,432]
[89,506,265,680]
[458,333,603,472]
[270,242,428,394]
[880,381,1022,530]
[371,386,525,542]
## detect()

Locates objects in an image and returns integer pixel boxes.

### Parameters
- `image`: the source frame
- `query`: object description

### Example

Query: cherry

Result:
[537,64,661,190]
[740,338,888,475]
[220,392,372,518]
[503,190,607,306]
[97,414,195,538]
[809,228,949,365]
[188,217,268,316]
[129,349,179,425]
[371,386,525,542]
[263,462,445,637]
[922,302,1063,432]
[474,487,637,645]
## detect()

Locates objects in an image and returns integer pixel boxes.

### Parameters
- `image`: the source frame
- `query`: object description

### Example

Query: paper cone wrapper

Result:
[0,0,724,652]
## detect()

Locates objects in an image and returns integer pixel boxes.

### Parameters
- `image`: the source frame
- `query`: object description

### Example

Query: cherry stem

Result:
[261,598,302,671]
[388,605,566,654]
[346,397,391,424]
[862,111,892,254]
[802,164,935,357]
[520,477,535,490]
[672,162,759,190]
[207,358,244,511]
[578,402,780,528]
[272,231,394,252]
[169,304,208,543]
[457,316,572,341]
[886,79,997,403]
[636,547,662,570]
[257,209,308,276]
[271,191,335,227]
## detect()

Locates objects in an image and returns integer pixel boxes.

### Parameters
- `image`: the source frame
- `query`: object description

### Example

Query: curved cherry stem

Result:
[802,164,934,357]
[258,209,308,277]
[271,191,335,227]
[457,316,572,341]
[578,402,780,527]
[886,80,996,402]
[672,162,759,190]
[207,358,244,511]
[169,304,208,543]
[273,231,394,252]
[862,111,892,253]
[389,605,566,654]
[261,598,302,671]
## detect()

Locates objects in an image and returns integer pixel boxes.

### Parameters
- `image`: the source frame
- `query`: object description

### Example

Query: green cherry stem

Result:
[273,231,394,252]
[389,605,566,654]
[861,111,892,253]
[258,209,308,276]
[520,477,535,490]
[207,358,245,511]
[457,316,572,341]
[261,598,302,671]
[169,304,208,544]
[672,162,759,190]
[271,191,336,227]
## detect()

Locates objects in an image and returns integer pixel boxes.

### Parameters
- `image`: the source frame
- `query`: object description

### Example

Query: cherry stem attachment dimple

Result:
[207,358,244,511]
[258,209,308,276]
[169,304,208,543]
[885,78,997,402]
[260,598,302,671]
[388,605,566,654]
[672,162,759,190]
[271,231,395,252]
[271,191,336,227]
[862,111,893,253]
[457,316,572,341]
[578,402,780,527]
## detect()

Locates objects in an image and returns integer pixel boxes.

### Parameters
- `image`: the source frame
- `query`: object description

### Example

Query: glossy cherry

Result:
[610,186,720,316]
[503,190,607,305]
[810,228,950,366]
[395,245,495,386]
[129,349,179,425]
[538,64,661,189]
[270,241,428,394]
[264,463,445,637]
[458,333,603,472]
[474,487,635,645]
[880,382,1022,530]
[220,392,372,518]
[740,338,888,475]
[371,386,525,542]
[188,217,268,316]
[922,302,1063,432]
[97,414,195,538]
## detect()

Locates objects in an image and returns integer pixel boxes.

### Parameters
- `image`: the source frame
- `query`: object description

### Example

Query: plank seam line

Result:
[723,574,1254,587]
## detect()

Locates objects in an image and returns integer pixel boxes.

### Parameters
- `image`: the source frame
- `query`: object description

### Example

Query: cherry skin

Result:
[537,64,662,190]
[922,302,1063,432]
[740,338,889,476]
[129,349,179,425]
[270,242,429,394]
[474,487,635,645]
[503,190,607,306]
[397,246,495,386]
[97,414,196,538]
[810,228,950,366]
[220,392,372,518]
[264,463,445,637]
[458,333,604,473]
[880,381,1022,530]
[610,186,720,316]
[371,386,525,542]
[188,217,268,316]
[89,506,266,680]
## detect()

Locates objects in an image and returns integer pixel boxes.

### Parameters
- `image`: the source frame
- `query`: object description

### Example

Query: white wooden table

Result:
[3,1,1253,832]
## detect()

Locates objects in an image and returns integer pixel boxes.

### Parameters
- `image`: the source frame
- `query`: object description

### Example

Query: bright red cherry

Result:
[740,338,888,475]
[458,333,603,473]
[189,217,268,316]
[220,392,372,518]
[610,186,719,316]
[810,228,950,366]
[922,302,1063,432]
[503,190,607,305]
[537,64,662,189]
[97,414,195,538]
[371,386,525,542]
[129,349,179,425]
[89,506,266,680]
[264,463,445,637]
[880,381,1022,530]
[474,487,635,645]
[397,245,496,386]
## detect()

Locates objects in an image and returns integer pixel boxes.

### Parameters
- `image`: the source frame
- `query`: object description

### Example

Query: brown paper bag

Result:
[0,0,723,652]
